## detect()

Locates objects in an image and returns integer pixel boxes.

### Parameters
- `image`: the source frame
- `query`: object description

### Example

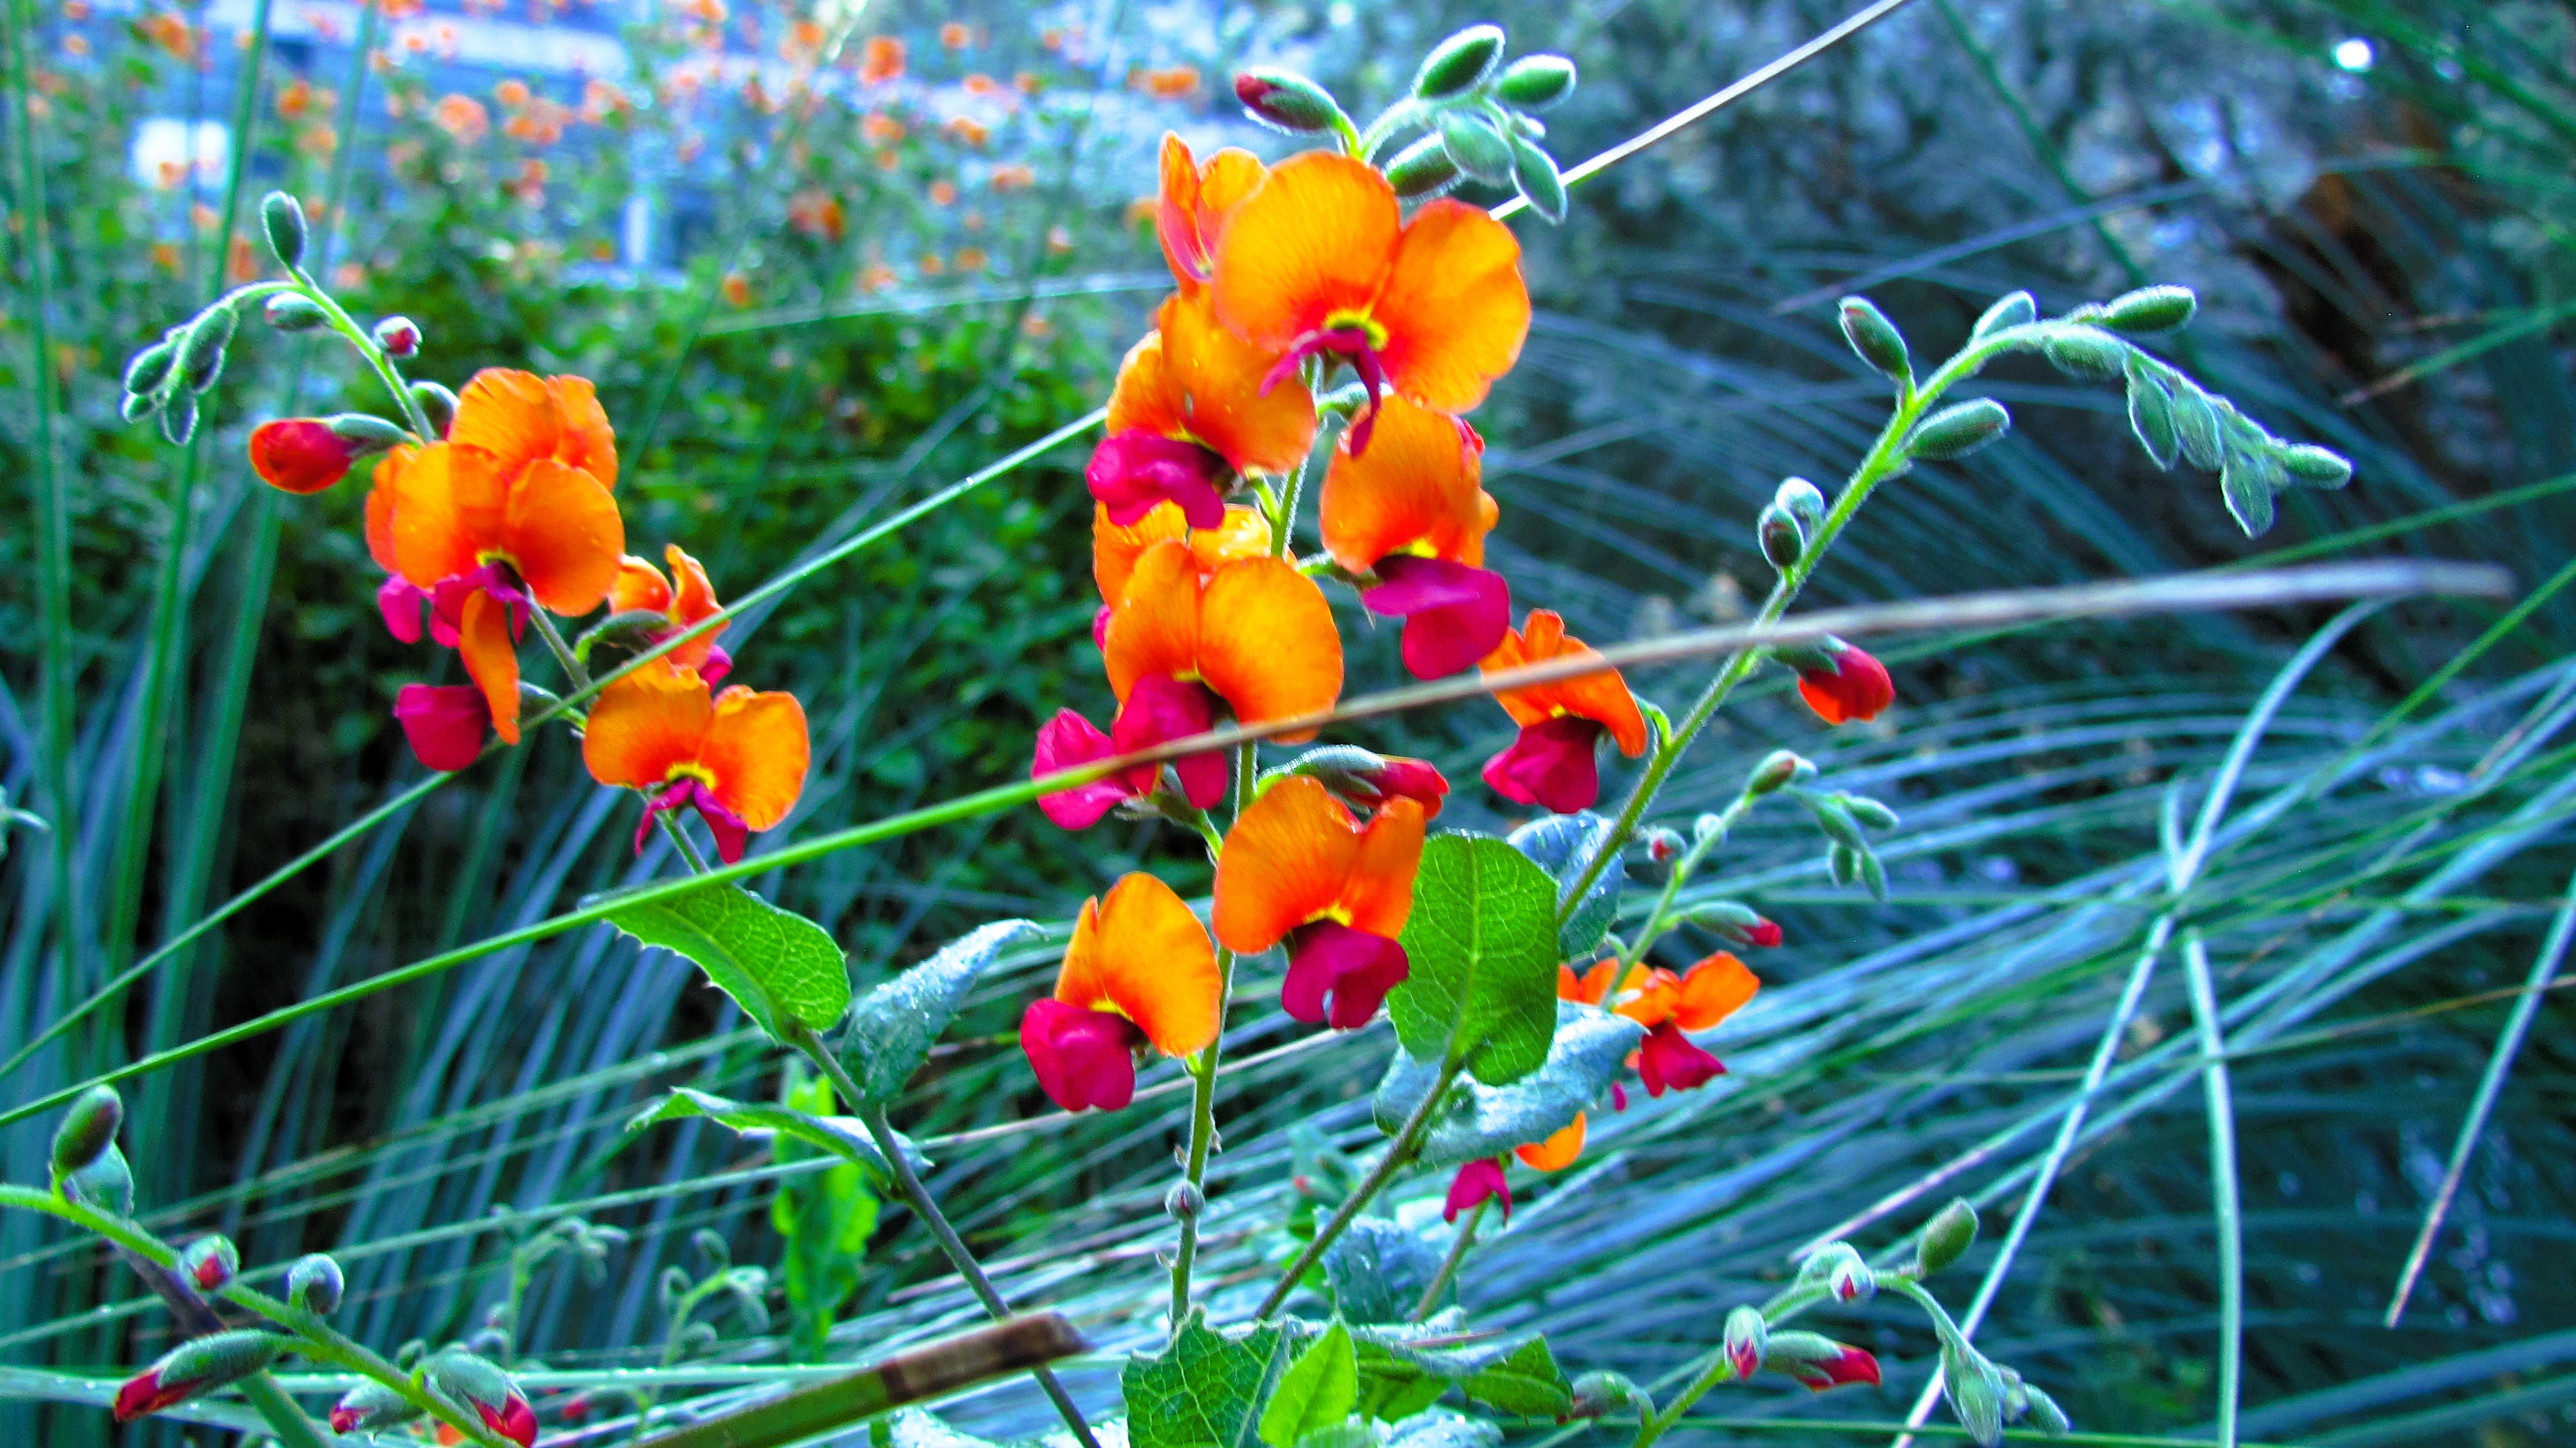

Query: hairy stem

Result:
[1630,1281,1837,1448]
[290,268,437,439]
[1169,739,1256,1330]
[1409,1197,1488,1321]
[1256,1056,1462,1319]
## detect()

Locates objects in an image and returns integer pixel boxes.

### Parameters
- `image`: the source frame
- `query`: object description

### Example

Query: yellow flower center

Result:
[665,763,718,790]
[1322,309,1388,350]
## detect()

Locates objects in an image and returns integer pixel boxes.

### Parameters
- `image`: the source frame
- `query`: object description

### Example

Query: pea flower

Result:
[580,659,810,864]
[1210,151,1530,453]
[1022,873,1222,1111]
[1320,394,1507,678]
[1478,610,1649,812]
[1764,1332,1883,1392]
[1093,500,1272,610]
[1089,290,1316,529]
[1559,951,1761,1098]
[608,542,732,681]
[1212,776,1425,1028]
[248,416,394,494]
[1153,132,1264,292]
[393,683,491,773]
[1792,639,1895,725]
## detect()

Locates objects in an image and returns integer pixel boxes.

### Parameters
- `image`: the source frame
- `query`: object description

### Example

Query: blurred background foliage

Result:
[3,0,2573,1445]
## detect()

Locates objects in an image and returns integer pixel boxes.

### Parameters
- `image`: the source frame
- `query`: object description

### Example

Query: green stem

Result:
[785,1030,1102,1448]
[1630,1281,1836,1448]
[1168,739,1256,1330]
[1255,1056,1462,1320]
[288,268,436,438]
[1604,786,1757,1002]
[1409,1197,1487,1321]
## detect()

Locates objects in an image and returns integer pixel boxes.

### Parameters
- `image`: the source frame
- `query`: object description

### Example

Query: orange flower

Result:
[1129,65,1201,100]
[1211,151,1530,451]
[926,178,958,206]
[1092,500,1270,608]
[1320,395,1509,679]
[609,543,729,679]
[1088,289,1314,529]
[938,21,970,49]
[449,368,619,490]
[1212,776,1424,1028]
[858,35,904,83]
[1022,873,1221,1111]
[1153,133,1263,293]
[1559,951,1757,1097]
[581,658,809,864]
[787,188,846,242]
[433,93,489,144]
[1104,541,1342,734]
[1516,1114,1585,1171]
[721,271,752,306]
[1479,610,1647,813]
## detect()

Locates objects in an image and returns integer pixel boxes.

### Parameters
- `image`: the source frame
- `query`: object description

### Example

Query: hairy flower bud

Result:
[1438,112,1516,184]
[1722,1306,1767,1381]
[2041,326,2127,379]
[178,307,239,395]
[1764,1332,1881,1392]
[1757,503,1804,570]
[160,389,200,446]
[1233,69,1349,136]
[1492,54,1576,110]
[1844,796,1900,831]
[182,1235,239,1292]
[50,1085,123,1176]
[1908,398,2010,461]
[1971,290,2037,341]
[1838,297,1911,383]
[1691,901,1781,950]
[1566,1370,1646,1419]
[1941,1341,2007,1448]
[373,315,422,359]
[122,337,179,397]
[114,1330,289,1423]
[1917,1197,1979,1276]
[1747,749,1811,796]
[1774,476,1826,536]
[2024,1385,2072,1436]
[1386,134,1462,200]
[1641,827,1684,864]
[2278,443,2354,489]
[260,191,308,268]
[122,390,163,423]
[288,1253,345,1315]
[1163,1180,1205,1220]
[1510,134,1567,224]
[263,293,330,332]
[63,1144,135,1216]
[2099,284,2196,334]
[330,1380,423,1436]
[411,380,460,438]
[1414,23,1505,99]
[426,1351,537,1448]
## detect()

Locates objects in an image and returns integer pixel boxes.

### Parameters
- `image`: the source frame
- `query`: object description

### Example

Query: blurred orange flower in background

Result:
[433,93,489,143]
[859,34,904,83]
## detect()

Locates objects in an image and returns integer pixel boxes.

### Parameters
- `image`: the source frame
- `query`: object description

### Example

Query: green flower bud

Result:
[2099,284,2196,333]
[158,389,200,447]
[114,1330,290,1423]
[2040,325,2127,379]
[328,1380,423,1436]
[1386,134,1462,200]
[259,191,307,269]
[1414,23,1505,100]
[372,315,421,359]
[1838,297,1911,383]
[181,1235,239,1292]
[1747,749,1811,796]
[1844,795,1899,831]
[1971,290,2037,341]
[1807,796,1867,852]
[50,1085,123,1176]
[411,380,460,438]
[1940,1341,2007,1448]
[1908,398,2011,460]
[1163,1181,1205,1220]
[178,306,239,394]
[263,294,330,332]
[1509,134,1567,223]
[2277,442,2353,489]
[1438,111,1516,184]
[1825,842,1858,888]
[1233,69,1352,136]
[63,1144,135,1216]
[288,1253,345,1315]
[327,414,412,455]
[1567,1370,1646,1419]
[1774,476,1825,535]
[1721,1306,1767,1379]
[1492,54,1576,110]
[121,390,163,423]
[1757,503,1804,570]
[1916,1197,1979,1275]
[2024,1385,2072,1436]
[122,337,179,396]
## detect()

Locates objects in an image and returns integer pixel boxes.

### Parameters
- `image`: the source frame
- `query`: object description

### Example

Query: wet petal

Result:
[388,443,506,589]
[608,554,673,615]
[1160,286,1316,476]
[1105,323,1190,441]
[700,684,810,832]
[1102,542,1203,703]
[1340,796,1426,939]
[1319,394,1492,573]
[581,658,713,789]
[1373,200,1530,414]
[1196,557,1342,736]
[1210,152,1399,351]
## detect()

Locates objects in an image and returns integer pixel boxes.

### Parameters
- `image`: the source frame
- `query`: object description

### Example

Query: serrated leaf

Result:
[1388,835,1562,1086]
[1384,1415,1499,1448]
[1461,1338,1572,1417]
[1504,813,1620,960]
[1375,1003,1643,1167]
[625,1087,922,1183]
[1322,1220,1446,1325]
[835,919,1039,1103]
[1127,1311,1288,1448]
[1260,1323,1359,1448]
[2123,355,2179,471]
[596,882,849,1041]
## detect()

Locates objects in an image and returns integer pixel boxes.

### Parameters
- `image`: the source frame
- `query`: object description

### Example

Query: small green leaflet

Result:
[1375,1003,1642,1167]
[1259,1322,1357,1448]
[624,1087,925,1184]
[835,919,1040,1103]
[1386,835,1560,1086]
[1125,1310,1287,1448]
[1458,1339,1571,1417]
[594,882,849,1041]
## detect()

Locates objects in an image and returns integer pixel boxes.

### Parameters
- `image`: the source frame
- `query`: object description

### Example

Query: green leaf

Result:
[1460,1338,1571,1417]
[1297,1422,1383,1448]
[1375,1003,1642,1167]
[1505,813,1620,960]
[835,919,1040,1103]
[773,1078,879,1361]
[594,882,849,1041]
[1347,1326,1558,1425]
[1260,1322,1359,1448]
[1322,1219,1446,1325]
[1386,835,1561,1086]
[625,1087,923,1182]
[1126,1310,1288,1448]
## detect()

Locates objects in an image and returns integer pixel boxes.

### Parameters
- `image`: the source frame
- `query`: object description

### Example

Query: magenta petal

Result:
[1362,557,1512,679]
[1091,604,1113,653]
[1033,709,1137,830]
[1086,429,1227,529]
[430,566,529,640]
[378,576,429,643]
[393,684,490,772]
[1443,1158,1510,1224]
[1282,921,1410,1029]
[1638,1021,1725,1097]
[689,782,753,864]
[633,778,694,858]
[1112,674,1227,809]
[1481,715,1607,813]
[1021,999,1146,1111]
[698,643,733,686]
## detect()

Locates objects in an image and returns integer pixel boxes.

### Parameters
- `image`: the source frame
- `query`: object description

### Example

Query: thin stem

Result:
[2179,930,2242,1448]
[528,608,592,692]
[288,268,436,438]
[1630,1281,1836,1448]
[1410,1197,1488,1321]
[785,1028,1102,1448]
[1256,1056,1462,1320]
[1168,738,1258,1329]
[1607,786,1757,1003]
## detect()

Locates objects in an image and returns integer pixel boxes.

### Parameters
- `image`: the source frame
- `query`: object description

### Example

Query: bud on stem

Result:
[288,1253,345,1314]
[1414,24,1505,99]
[260,191,308,269]
[1917,1197,1979,1275]
[1492,54,1576,110]
[1234,70,1351,137]
[50,1085,123,1176]
[1908,398,2011,460]
[1838,297,1911,384]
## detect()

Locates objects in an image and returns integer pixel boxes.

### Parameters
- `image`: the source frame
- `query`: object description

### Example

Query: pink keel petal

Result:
[1638,1021,1725,1097]
[378,576,431,643]
[1266,328,1386,454]
[1033,709,1137,830]
[1282,920,1410,1029]
[698,642,734,686]
[1020,999,1146,1111]
[1481,715,1607,813]
[1113,674,1228,809]
[1086,429,1228,528]
[394,684,491,771]
[1362,556,1511,680]
[1443,1158,1510,1223]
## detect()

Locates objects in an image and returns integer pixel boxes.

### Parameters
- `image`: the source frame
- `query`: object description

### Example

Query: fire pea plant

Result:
[10,19,2359,1448]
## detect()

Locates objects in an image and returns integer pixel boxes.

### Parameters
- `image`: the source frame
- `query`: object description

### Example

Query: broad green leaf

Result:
[1386,835,1561,1086]
[1506,812,1621,960]
[625,1087,925,1182]
[1348,1326,1556,1425]
[1322,1220,1446,1325]
[1375,1003,1642,1167]
[595,882,849,1041]
[1126,1310,1287,1448]
[773,1078,879,1361]
[1385,1413,1501,1448]
[835,919,1040,1103]
[1260,1322,1358,1448]
[1459,1339,1571,1417]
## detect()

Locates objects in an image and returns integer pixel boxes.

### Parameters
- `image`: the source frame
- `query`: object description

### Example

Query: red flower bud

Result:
[248,418,361,495]
[1794,644,1894,725]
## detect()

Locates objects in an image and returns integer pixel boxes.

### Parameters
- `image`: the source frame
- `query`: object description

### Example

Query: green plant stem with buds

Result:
[1629,1275,1887,1448]
[1605,784,1762,1001]
[1556,319,2064,924]
[0,1186,513,1448]
[1255,1055,1463,1320]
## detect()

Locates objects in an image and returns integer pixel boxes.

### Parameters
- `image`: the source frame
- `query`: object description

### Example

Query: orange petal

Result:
[1674,952,1759,1031]
[389,443,506,588]
[1556,963,1584,1003]
[1195,147,1265,231]
[1480,610,1649,755]
[363,445,414,573]
[700,684,809,831]
[1159,288,1314,476]
[546,374,619,491]
[580,657,712,789]
[1060,873,1221,1058]
[1212,775,1362,954]
[1477,617,1552,730]
[1373,200,1530,415]
[1566,957,1620,1006]
[1515,1111,1586,1172]
[1154,134,1210,286]
[665,543,724,669]
[1616,967,1679,1028]
[608,555,673,615]
[1095,503,1273,606]
[502,458,624,616]
[1104,319,1188,440]
[1194,557,1342,738]
[450,369,557,476]
[457,590,523,745]
[1340,796,1425,938]
[1102,541,1203,703]
[1318,394,1491,573]
[1210,152,1399,351]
